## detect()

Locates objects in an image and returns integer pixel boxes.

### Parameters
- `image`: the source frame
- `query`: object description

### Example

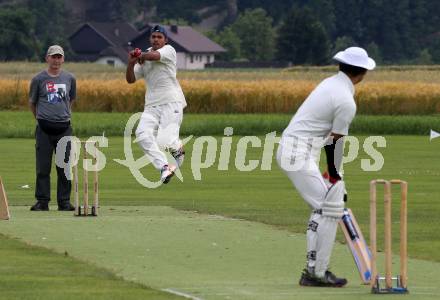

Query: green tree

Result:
[276,7,330,65]
[237,0,295,22]
[332,36,356,53]
[122,0,156,21]
[307,0,336,37]
[208,27,241,61]
[424,0,440,34]
[414,49,432,65]
[27,0,67,59]
[366,42,382,65]
[427,37,440,64]
[377,0,412,63]
[0,7,37,61]
[230,8,275,61]
[155,0,221,24]
[161,18,189,26]
[358,0,383,45]
[332,0,363,41]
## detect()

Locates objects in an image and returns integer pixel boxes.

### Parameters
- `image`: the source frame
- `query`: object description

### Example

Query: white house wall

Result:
[176,52,186,69]
[93,53,217,69]
[176,52,216,70]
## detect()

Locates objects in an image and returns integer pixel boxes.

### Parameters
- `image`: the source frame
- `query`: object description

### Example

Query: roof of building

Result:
[81,22,139,46]
[136,24,226,53]
[69,22,225,64]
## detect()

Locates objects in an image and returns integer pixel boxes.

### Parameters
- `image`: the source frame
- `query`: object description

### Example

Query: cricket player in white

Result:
[126,25,187,184]
[277,47,375,287]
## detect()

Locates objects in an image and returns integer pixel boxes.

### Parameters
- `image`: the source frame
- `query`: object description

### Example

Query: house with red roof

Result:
[69,22,225,69]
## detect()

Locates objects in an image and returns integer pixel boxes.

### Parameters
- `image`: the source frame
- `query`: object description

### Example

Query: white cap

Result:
[333,47,376,70]
[46,45,64,56]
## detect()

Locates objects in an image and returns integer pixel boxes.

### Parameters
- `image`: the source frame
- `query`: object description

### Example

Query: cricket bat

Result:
[0,177,10,220]
[339,208,371,284]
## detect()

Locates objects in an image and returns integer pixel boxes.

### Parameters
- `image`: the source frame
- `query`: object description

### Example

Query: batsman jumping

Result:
[277,47,376,287]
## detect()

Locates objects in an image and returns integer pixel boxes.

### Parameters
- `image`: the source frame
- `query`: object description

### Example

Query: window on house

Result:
[207,55,211,64]
[190,55,193,63]
[107,60,115,67]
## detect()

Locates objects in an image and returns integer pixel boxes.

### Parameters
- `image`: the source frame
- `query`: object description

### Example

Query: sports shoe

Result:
[299,268,347,287]
[58,202,75,211]
[170,147,185,167]
[30,201,49,211]
[160,164,176,184]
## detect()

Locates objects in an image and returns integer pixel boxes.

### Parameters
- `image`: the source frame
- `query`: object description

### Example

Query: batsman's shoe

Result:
[30,201,49,211]
[171,147,185,167]
[160,164,176,184]
[299,269,347,287]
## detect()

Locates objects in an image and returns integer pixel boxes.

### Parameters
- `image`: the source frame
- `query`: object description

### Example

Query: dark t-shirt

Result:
[29,70,76,122]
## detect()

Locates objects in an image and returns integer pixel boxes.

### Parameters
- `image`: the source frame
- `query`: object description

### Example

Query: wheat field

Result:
[1,63,440,114]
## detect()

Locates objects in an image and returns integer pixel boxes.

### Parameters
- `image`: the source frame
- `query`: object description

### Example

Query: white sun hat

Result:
[333,47,376,70]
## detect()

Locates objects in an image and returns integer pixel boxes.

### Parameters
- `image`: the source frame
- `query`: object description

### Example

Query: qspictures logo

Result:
[54,113,387,189]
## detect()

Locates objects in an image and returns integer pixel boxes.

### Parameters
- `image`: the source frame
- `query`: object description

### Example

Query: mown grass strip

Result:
[0,111,439,138]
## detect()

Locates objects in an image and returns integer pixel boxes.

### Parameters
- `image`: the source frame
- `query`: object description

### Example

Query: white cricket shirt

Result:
[134,44,187,107]
[282,71,356,140]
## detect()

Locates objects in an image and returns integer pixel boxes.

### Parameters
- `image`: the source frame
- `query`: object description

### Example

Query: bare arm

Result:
[138,50,161,62]
[126,50,161,83]
[126,61,137,84]
[29,78,38,119]
[126,50,141,84]
[29,102,36,119]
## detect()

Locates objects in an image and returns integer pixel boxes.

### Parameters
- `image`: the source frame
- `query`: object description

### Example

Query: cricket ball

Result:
[133,48,142,57]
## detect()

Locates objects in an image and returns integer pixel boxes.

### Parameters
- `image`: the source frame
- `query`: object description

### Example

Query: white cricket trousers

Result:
[276,141,342,276]
[276,142,327,209]
[135,102,183,170]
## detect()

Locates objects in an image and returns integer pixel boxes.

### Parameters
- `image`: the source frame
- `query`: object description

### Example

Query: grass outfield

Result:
[1,112,440,137]
[1,134,439,299]
[1,135,439,261]
[0,234,181,300]
[2,206,439,300]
